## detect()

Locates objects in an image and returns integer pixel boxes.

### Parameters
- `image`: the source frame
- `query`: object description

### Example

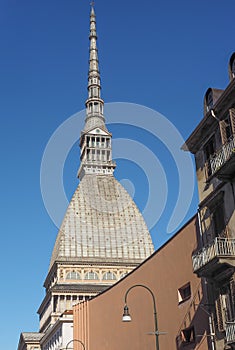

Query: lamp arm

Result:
[124,284,159,350]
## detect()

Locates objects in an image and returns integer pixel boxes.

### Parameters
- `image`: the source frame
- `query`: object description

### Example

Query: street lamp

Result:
[122,284,160,350]
[65,339,85,350]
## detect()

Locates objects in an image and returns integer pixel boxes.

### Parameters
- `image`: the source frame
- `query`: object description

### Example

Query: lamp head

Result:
[122,305,131,322]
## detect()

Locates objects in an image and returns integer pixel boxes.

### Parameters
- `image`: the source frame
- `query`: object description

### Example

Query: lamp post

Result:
[122,284,160,350]
[65,339,85,350]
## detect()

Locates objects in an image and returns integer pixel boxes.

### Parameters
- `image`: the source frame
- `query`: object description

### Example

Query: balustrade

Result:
[226,322,235,344]
[208,135,235,176]
[192,237,235,272]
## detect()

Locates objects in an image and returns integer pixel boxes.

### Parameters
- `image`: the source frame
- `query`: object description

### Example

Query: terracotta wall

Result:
[74,216,210,350]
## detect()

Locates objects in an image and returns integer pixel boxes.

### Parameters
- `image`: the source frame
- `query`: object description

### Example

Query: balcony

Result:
[207,134,235,180]
[226,322,235,344]
[192,237,235,276]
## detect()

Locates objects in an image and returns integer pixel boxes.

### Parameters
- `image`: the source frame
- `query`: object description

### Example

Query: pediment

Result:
[84,126,111,136]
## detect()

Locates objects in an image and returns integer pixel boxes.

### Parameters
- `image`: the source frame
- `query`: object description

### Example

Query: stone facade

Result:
[17,333,43,350]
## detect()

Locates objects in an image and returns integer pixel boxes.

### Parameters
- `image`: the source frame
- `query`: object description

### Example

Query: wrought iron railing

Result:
[226,322,235,344]
[192,237,235,272]
[208,134,235,177]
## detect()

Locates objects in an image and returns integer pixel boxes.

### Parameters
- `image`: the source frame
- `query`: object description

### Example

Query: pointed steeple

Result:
[18,3,154,340]
[84,4,105,131]
[78,4,116,179]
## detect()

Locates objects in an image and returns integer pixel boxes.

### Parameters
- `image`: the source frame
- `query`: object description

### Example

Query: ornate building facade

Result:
[183,52,235,350]
[17,5,154,350]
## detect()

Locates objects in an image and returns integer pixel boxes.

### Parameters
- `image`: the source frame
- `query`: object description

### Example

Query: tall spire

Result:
[78,4,116,179]
[84,4,105,131]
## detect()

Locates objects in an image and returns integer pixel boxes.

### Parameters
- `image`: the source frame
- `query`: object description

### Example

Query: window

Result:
[232,57,235,78]
[87,149,91,161]
[178,282,191,304]
[94,102,99,113]
[181,327,195,343]
[206,90,213,111]
[181,326,195,344]
[84,271,99,280]
[103,272,117,280]
[212,203,225,237]
[208,197,226,238]
[204,137,215,178]
[66,271,81,280]
[216,281,235,332]
[220,114,233,144]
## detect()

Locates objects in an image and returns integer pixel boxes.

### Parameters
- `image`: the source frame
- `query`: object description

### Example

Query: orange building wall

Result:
[74,216,210,350]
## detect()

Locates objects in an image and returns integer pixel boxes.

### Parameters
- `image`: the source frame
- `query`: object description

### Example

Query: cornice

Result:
[51,283,109,293]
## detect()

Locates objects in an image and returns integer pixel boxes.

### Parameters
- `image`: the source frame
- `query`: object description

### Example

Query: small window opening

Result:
[178,282,191,304]
[181,326,195,344]
[204,136,215,178]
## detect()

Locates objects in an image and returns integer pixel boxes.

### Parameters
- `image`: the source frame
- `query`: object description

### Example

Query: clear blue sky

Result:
[0,0,234,349]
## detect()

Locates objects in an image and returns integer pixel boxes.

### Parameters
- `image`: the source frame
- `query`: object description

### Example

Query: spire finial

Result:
[90,1,95,12]
[78,0,116,179]
[90,1,95,17]
[84,0,105,131]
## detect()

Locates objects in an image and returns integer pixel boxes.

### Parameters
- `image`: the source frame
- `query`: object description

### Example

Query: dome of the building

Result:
[50,174,154,269]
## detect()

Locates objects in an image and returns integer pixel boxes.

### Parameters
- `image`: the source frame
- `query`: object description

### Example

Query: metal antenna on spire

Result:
[90,1,95,7]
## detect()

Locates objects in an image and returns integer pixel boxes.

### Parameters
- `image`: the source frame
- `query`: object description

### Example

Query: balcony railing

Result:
[226,322,235,344]
[192,237,235,272]
[209,134,235,176]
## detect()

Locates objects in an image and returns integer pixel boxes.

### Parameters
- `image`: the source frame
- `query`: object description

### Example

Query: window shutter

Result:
[229,279,235,320]
[229,108,235,134]
[220,119,227,144]
[215,295,226,332]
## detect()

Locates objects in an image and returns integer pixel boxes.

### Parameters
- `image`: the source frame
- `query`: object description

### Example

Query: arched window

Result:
[103,272,117,280]
[229,53,235,80]
[206,90,213,111]
[84,271,99,280]
[66,271,81,280]
[232,58,235,78]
